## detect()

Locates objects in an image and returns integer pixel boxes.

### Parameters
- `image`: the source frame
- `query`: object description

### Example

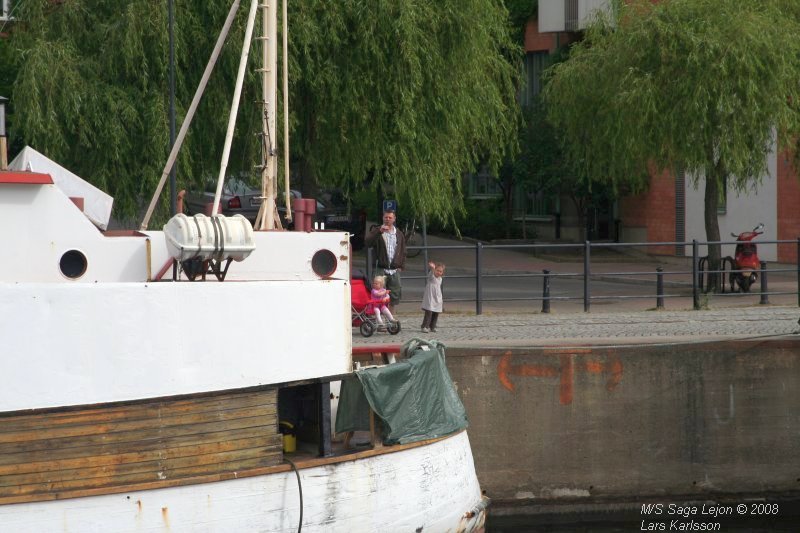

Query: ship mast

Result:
[141,0,288,231]
[256,0,288,230]
[259,0,276,230]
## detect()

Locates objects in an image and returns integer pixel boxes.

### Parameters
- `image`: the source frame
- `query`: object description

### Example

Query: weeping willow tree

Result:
[7,0,519,226]
[287,0,519,222]
[9,1,268,223]
[544,0,800,289]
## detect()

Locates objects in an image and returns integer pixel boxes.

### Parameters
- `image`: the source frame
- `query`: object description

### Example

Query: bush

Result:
[428,198,523,241]
[345,189,376,224]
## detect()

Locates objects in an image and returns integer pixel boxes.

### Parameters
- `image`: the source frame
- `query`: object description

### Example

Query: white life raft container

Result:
[163,213,255,262]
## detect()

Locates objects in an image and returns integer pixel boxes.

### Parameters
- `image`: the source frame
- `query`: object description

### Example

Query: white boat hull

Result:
[0,431,485,533]
[0,280,352,411]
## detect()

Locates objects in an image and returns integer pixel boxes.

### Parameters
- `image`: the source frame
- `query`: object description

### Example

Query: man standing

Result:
[366,210,406,310]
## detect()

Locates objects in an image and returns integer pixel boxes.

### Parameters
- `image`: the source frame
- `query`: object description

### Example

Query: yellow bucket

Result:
[279,421,296,453]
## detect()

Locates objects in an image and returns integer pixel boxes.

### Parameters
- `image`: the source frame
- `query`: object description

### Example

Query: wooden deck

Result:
[0,389,281,505]
[0,346,413,506]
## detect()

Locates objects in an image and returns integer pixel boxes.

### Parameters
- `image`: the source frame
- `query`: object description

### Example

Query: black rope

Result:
[211,214,224,262]
[192,215,203,256]
[284,458,303,533]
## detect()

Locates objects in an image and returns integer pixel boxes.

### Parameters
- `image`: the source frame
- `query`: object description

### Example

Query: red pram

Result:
[351,271,401,337]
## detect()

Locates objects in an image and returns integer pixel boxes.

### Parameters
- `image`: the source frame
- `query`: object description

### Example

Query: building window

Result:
[565,0,580,31]
[675,170,686,256]
[467,167,502,198]
[527,192,552,217]
[513,188,553,219]
[521,52,548,107]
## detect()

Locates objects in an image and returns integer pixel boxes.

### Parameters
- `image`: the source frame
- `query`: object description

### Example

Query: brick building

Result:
[529,0,799,263]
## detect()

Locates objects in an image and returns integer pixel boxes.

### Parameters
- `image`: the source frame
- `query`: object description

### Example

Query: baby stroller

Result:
[351,270,401,338]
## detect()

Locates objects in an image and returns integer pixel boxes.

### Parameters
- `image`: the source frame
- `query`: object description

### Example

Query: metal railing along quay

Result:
[365,238,800,315]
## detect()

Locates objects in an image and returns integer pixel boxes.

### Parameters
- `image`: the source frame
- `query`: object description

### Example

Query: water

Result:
[486,497,800,532]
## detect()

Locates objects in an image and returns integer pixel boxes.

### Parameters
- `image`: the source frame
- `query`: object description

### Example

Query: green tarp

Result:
[335,339,468,445]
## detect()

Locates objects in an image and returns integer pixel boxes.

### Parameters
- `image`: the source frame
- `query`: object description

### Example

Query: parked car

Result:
[183,178,263,223]
[184,180,366,249]
[316,189,367,250]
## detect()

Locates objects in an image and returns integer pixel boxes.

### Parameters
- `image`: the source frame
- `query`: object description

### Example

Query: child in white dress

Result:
[421,262,445,333]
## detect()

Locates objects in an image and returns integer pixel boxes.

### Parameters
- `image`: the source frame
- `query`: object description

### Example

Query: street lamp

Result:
[0,95,7,169]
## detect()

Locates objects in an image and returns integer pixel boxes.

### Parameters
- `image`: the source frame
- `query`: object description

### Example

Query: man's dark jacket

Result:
[365,227,406,270]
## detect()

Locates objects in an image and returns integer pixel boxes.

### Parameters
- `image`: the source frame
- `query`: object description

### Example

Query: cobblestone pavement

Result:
[352,306,800,349]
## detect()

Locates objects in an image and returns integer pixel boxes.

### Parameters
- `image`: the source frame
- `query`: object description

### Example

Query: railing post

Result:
[759,261,769,305]
[656,266,664,310]
[476,242,483,315]
[366,247,374,283]
[692,240,700,310]
[583,240,591,312]
[421,214,429,268]
[541,269,551,314]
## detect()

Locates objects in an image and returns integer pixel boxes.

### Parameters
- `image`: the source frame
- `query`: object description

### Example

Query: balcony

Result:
[538,0,613,33]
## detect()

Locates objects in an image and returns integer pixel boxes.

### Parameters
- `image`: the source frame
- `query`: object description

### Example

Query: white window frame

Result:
[467,167,502,199]
[513,187,554,222]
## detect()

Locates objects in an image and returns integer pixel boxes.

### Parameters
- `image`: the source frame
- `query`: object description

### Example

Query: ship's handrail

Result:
[352,344,401,366]
[351,344,400,354]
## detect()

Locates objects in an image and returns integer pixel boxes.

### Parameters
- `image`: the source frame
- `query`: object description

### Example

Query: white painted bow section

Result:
[0,432,485,533]
[0,175,354,412]
[0,180,350,283]
[9,146,114,230]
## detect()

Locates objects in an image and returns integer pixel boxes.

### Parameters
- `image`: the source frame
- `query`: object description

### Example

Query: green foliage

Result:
[0,17,17,134]
[6,0,520,227]
[504,0,538,42]
[350,188,379,222]
[543,0,800,287]
[509,44,616,235]
[7,1,269,223]
[288,0,521,226]
[523,96,616,229]
[428,198,521,241]
[544,0,800,196]
[521,101,563,196]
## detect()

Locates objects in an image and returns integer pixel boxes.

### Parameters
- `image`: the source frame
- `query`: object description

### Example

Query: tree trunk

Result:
[503,180,514,239]
[703,168,723,292]
[376,178,385,223]
[571,194,588,242]
[503,190,512,239]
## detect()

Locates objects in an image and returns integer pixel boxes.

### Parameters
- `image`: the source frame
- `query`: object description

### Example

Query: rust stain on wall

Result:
[496,350,623,404]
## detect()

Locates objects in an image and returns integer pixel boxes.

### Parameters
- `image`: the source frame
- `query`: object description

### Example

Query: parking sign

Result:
[382,199,397,212]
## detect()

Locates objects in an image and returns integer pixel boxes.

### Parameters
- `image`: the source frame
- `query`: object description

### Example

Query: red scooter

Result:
[725,223,764,293]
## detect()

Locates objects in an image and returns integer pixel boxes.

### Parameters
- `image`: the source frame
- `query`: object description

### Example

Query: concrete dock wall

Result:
[447,339,799,505]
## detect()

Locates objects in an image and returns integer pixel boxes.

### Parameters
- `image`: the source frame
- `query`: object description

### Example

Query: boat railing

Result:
[351,344,401,367]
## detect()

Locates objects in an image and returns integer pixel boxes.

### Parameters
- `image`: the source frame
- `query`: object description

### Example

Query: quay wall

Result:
[447,339,799,506]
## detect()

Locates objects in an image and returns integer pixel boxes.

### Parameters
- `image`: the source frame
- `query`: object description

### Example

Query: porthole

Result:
[311,249,337,278]
[60,250,88,279]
